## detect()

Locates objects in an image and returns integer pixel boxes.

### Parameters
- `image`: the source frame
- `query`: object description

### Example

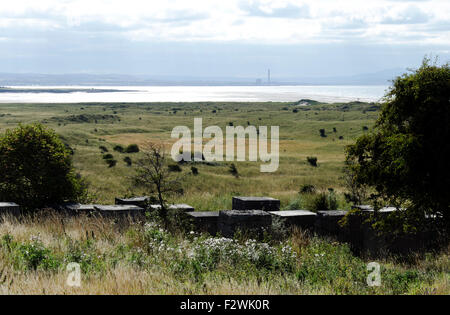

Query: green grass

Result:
[0,214,447,294]
[0,101,448,295]
[0,101,378,208]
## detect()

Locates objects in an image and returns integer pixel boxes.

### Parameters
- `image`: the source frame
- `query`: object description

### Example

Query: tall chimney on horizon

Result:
[268,69,271,85]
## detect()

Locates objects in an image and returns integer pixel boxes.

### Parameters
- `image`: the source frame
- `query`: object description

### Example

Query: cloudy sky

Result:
[0,0,449,79]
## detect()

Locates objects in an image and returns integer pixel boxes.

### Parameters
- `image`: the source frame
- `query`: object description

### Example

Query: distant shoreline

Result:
[0,87,136,93]
[0,85,388,103]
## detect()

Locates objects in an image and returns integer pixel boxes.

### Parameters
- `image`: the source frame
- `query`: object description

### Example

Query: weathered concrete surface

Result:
[348,206,432,255]
[62,203,97,216]
[186,211,219,235]
[94,205,145,219]
[149,204,194,212]
[115,196,150,208]
[353,205,399,215]
[352,205,374,212]
[232,197,280,211]
[315,210,348,235]
[269,210,317,229]
[0,202,20,217]
[218,210,272,238]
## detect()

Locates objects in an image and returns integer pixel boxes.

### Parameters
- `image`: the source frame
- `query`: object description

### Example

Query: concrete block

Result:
[149,204,194,212]
[269,210,317,229]
[232,197,280,211]
[115,196,150,208]
[186,211,219,235]
[352,205,374,212]
[0,202,21,217]
[94,205,145,219]
[63,203,97,216]
[218,210,272,238]
[315,210,348,235]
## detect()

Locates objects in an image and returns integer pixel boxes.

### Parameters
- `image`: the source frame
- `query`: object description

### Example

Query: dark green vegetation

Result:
[346,60,450,235]
[0,124,86,209]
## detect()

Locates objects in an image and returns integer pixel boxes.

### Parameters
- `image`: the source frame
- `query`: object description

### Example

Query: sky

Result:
[0,0,449,79]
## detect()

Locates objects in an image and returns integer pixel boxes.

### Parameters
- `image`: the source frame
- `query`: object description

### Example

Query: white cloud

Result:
[0,0,448,45]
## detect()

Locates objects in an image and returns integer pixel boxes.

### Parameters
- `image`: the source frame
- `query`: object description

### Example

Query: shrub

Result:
[106,159,117,168]
[113,145,124,153]
[300,184,316,194]
[307,190,338,211]
[124,156,132,166]
[286,196,303,210]
[319,129,327,137]
[0,123,87,209]
[125,144,140,153]
[229,164,239,178]
[103,153,114,160]
[168,164,182,172]
[306,156,318,167]
[191,166,199,175]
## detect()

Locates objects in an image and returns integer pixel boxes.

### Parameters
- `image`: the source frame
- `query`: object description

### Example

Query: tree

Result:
[0,123,87,209]
[345,59,450,234]
[133,142,183,221]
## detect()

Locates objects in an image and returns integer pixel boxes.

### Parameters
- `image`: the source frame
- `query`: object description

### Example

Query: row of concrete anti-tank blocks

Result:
[0,197,396,237]
[1,198,435,253]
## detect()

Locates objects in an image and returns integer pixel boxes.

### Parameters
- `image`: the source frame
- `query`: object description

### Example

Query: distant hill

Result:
[0,68,406,86]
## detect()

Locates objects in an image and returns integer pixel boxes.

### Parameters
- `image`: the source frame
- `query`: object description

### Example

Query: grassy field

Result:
[0,213,448,295]
[0,100,449,295]
[0,100,379,210]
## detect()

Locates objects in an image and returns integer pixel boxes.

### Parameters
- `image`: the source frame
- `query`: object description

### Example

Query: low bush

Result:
[125,144,140,153]
[306,157,318,167]
[124,156,132,166]
[113,145,124,153]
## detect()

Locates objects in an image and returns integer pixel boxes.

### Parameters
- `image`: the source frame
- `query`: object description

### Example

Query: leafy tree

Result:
[0,123,87,209]
[345,59,450,234]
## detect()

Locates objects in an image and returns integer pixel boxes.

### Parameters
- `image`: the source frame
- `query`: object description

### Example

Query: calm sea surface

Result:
[0,85,389,103]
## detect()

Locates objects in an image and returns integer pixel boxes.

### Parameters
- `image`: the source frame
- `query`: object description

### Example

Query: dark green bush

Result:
[319,129,327,137]
[125,144,140,153]
[113,145,124,153]
[106,159,117,168]
[306,156,318,167]
[124,156,132,166]
[229,164,239,178]
[168,164,182,172]
[308,191,338,211]
[300,184,316,194]
[0,123,87,209]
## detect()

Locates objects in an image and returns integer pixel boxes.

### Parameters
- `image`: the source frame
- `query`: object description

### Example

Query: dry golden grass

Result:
[0,101,377,207]
[0,214,448,295]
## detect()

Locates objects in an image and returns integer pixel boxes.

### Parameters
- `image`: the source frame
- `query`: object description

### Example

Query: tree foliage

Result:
[346,59,450,234]
[0,123,87,209]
